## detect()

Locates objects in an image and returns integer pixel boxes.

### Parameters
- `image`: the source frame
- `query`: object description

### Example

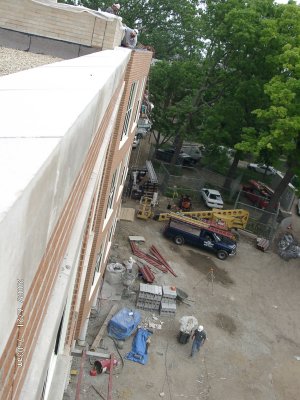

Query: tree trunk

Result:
[170,134,184,165]
[223,151,240,190]
[259,167,295,223]
[267,167,295,212]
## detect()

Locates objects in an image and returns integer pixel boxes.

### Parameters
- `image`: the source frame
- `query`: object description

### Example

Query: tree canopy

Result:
[60,0,203,60]
[61,0,300,201]
[237,1,300,208]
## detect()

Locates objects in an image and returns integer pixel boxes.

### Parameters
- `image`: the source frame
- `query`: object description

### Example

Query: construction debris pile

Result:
[278,233,300,260]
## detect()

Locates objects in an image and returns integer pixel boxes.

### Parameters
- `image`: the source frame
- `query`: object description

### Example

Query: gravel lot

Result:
[64,134,300,400]
[64,201,300,400]
[0,47,62,76]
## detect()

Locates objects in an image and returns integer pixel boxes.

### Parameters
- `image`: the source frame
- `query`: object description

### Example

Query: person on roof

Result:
[105,3,120,15]
[121,28,138,49]
[191,325,207,357]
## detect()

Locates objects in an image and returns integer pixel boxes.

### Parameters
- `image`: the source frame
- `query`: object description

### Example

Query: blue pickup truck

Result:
[163,216,237,260]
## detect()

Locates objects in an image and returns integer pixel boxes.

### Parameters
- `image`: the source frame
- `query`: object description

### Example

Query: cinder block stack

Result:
[160,286,177,317]
[136,283,162,311]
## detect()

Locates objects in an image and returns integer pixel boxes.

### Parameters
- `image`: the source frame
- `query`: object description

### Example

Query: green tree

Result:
[59,0,203,60]
[237,1,300,211]
[239,45,300,210]
[149,60,203,152]
[194,0,279,182]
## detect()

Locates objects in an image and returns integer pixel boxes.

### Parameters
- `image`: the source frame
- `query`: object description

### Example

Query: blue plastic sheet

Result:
[125,328,152,365]
[107,308,141,340]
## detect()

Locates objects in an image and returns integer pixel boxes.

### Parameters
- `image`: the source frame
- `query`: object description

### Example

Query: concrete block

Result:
[162,285,177,299]
[0,28,30,51]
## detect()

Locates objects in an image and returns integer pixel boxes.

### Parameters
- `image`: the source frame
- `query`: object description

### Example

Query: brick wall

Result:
[74,49,152,340]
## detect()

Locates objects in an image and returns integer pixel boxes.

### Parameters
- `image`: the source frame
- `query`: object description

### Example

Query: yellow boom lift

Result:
[153,208,249,231]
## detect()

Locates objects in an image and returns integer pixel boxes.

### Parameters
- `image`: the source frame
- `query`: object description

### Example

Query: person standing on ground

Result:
[191,325,206,357]
[105,3,120,15]
[121,28,138,49]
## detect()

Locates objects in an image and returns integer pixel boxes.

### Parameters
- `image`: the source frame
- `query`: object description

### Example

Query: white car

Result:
[247,163,276,175]
[201,188,224,209]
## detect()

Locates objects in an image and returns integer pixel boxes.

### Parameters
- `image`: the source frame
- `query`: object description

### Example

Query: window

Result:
[134,77,146,123]
[105,169,118,218]
[109,218,118,243]
[170,220,201,237]
[120,151,130,185]
[121,81,138,140]
[91,242,104,287]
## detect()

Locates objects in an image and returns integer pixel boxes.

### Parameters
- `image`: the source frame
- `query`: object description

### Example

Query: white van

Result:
[181,144,202,162]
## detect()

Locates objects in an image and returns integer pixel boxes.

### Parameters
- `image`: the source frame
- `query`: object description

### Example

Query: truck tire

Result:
[174,235,184,245]
[217,250,228,260]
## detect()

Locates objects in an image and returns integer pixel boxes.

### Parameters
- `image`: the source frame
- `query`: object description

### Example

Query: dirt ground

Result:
[64,138,300,400]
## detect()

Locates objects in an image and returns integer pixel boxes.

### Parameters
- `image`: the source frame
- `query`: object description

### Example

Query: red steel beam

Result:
[150,245,177,277]
[107,354,114,400]
[75,348,87,400]
[139,265,155,283]
[130,241,167,272]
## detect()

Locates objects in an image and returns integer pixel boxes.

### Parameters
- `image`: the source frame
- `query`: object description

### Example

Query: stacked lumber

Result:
[0,0,123,49]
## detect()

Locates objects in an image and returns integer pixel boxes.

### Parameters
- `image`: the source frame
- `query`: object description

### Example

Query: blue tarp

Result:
[107,308,141,340]
[125,328,152,365]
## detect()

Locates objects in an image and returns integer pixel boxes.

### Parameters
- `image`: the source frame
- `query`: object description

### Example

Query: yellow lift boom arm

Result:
[154,208,249,230]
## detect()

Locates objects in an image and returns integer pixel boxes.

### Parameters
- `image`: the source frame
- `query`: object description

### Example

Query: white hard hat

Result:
[113,3,120,9]
[198,325,204,332]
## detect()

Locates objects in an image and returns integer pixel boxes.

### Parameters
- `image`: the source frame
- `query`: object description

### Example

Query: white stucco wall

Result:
[0,47,131,355]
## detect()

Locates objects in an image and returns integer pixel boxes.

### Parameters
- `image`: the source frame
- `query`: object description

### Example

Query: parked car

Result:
[164,216,237,260]
[155,148,194,166]
[247,163,277,175]
[200,188,224,209]
[180,144,202,163]
[137,127,148,138]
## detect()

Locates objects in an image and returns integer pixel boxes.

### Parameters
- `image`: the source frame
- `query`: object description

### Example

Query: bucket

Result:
[94,358,118,374]
[178,331,190,344]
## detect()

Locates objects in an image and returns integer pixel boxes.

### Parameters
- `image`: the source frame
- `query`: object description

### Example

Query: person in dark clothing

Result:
[105,3,120,15]
[191,325,207,357]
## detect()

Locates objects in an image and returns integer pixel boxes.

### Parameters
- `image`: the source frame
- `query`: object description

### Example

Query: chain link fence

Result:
[235,191,279,240]
[154,161,241,208]
[152,161,278,240]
